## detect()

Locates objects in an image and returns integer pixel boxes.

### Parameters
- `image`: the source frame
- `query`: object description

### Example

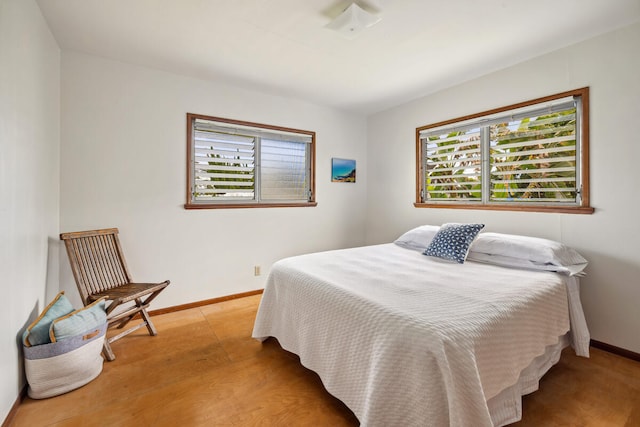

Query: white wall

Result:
[0,0,60,421]
[59,51,368,309]
[366,23,640,354]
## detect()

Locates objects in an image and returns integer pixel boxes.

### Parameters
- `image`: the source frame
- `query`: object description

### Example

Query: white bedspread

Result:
[252,244,590,426]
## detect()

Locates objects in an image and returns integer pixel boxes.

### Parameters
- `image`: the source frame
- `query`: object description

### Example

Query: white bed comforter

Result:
[252,244,590,426]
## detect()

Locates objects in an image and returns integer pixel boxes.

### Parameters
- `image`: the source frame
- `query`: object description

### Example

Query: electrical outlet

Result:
[254,265,261,276]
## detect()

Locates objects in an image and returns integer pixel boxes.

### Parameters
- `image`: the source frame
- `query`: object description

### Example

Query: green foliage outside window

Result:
[426,109,576,202]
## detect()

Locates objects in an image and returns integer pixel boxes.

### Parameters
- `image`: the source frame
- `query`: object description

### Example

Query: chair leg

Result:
[112,298,156,335]
[103,340,116,362]
[114,313,136,329]
[99,291,165,360]
[139,303,158,336]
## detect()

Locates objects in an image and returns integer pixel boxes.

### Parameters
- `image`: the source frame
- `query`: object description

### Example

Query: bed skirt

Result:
[488,333,569,426]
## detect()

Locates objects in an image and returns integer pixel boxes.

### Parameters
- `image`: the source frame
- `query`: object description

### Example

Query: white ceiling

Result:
[36,0,640,115]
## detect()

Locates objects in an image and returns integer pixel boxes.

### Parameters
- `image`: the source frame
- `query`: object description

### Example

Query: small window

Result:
[186,114,316,209]
[415,88,593,214]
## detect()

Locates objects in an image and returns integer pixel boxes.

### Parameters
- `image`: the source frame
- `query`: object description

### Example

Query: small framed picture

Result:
[331,158,356,183]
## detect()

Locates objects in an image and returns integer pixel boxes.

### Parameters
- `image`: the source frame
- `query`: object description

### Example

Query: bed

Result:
[252,226,590,426]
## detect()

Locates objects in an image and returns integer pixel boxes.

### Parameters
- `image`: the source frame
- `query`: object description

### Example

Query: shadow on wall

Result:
[45,237,60,304]
[18,236,61,346]
[57,239,83,309]
[16,302,40,391]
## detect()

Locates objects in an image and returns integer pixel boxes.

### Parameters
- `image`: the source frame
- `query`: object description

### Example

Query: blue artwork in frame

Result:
[331,158,356,183]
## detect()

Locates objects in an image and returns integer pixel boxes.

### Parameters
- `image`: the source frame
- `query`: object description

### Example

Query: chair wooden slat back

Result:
[61,228,132,305]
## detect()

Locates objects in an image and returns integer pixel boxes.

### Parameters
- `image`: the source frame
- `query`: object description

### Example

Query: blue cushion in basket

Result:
[50,298,107,342]
[22,292,75,347]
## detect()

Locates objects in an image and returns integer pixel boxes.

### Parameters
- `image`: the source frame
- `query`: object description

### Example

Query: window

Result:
[415,87,593,214]
[186,114,316,209]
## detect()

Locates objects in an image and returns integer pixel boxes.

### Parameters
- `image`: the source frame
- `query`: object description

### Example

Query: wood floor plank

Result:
[9,295,640,426]
[512,348,639,426]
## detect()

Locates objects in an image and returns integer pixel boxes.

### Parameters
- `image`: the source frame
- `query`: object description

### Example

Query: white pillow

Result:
[469,232,588,274]
[466,252,587,276]
[394,225,440,251]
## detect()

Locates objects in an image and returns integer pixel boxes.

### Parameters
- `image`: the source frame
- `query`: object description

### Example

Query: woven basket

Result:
[23,323,106,399]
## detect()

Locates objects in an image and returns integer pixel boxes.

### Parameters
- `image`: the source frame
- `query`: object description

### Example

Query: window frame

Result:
[415,87,593,214]
[185,113,317,209]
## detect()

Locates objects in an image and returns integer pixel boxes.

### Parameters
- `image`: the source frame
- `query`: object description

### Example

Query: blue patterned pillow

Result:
[423,223,485,264]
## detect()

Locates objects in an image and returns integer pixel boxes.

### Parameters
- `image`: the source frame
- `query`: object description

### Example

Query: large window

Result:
[415,88,593,214]
[186,114,316,209]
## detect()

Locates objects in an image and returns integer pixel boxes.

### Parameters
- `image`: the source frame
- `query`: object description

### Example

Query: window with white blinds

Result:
[416,88,593,213]
[422,126,482,201]
[186,114,315,208]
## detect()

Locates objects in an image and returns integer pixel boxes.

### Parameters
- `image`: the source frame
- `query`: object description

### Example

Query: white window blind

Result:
[418,93,584,207]
[423,127,482,201]
[193,130,256,201]
[189,116,314,206]
[489,110,577,203]
[260,139,308,201]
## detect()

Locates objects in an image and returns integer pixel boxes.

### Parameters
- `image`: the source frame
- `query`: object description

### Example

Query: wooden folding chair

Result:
[60,228,170,361]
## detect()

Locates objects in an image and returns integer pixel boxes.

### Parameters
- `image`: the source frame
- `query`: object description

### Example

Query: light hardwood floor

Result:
[10,294,640,426]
